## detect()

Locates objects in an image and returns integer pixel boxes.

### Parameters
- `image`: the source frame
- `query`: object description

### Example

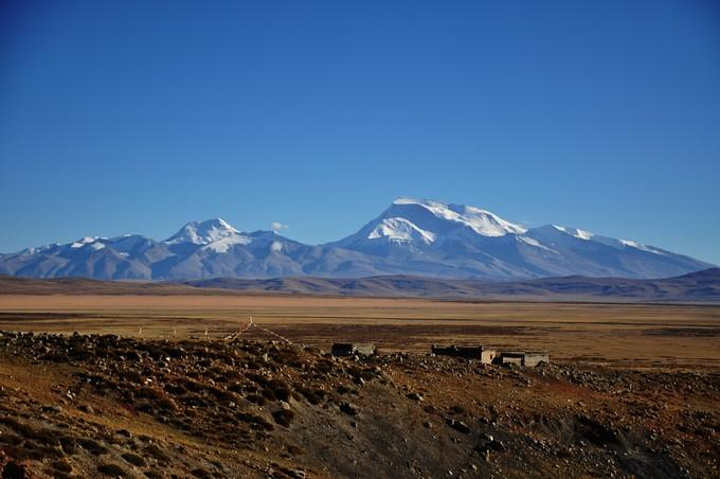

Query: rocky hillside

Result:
[1,332,718,478]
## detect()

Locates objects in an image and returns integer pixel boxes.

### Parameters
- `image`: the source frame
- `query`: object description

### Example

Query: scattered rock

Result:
[97,463,127,477]
[2,462,26,479]
[272,409,296,427]
[121,452,146,467]
[406,392,424,401]
[445,419,470,434]
[339,402,360,416]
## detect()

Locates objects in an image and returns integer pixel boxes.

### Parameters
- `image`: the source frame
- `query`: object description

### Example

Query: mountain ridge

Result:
[0,198,713,280]
[0,268,718,303]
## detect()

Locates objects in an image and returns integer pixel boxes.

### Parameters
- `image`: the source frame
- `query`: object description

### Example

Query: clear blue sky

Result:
[1,0,719,264]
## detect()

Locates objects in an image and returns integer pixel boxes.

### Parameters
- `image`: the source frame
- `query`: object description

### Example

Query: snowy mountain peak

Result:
[163,218,247,249]
[389,197,526,237]
[2,201,713,281]
[70,237,106,249]
[552,225,594,241]
[331,198,528,252]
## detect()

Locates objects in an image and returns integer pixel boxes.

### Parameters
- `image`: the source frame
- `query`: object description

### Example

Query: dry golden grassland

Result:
[1,294,719,369]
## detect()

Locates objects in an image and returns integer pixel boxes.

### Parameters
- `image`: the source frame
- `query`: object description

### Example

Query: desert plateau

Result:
[0,289,718,478]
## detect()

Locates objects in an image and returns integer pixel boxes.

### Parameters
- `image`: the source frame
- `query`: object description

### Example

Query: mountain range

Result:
[184,268,720,303]
[1,268,718,303]
[0,197,713,281]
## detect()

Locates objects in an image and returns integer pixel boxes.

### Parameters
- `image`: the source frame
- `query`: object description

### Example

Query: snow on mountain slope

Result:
[331,197,526,254]
[0,235,157,280]
[551,225,594,240]
[368,217,436,245]
[331,198,713,279]
[0,199,714,280]
[516,235,549,249]
[163,218,252,253]
[523,224,711,278]
[528,225,668,256]
[593,236,667,256]
[390,197,526,237]
[70,237,105,249]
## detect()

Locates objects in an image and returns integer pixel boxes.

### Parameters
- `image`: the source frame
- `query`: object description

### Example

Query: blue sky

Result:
[1,0,719,264]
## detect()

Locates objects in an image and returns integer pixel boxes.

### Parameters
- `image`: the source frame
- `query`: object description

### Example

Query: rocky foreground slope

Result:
[0,332,718,478]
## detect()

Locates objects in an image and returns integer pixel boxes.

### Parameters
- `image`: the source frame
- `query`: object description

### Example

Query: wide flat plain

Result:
[1,294,719,369]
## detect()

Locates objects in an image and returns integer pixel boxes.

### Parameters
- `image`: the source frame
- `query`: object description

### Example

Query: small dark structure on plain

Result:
[495,351,549,367]
[431,345,497,364]
[331,343,378,357]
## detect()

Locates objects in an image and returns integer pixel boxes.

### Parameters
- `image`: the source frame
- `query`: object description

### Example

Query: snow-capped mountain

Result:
[0,234,167,280]
[332,197,526,254]
[328,197,712,279]
[164,218,250,252]
[0,199,713,280]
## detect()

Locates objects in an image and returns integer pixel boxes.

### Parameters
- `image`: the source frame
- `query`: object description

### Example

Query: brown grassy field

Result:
[1,294,719,369]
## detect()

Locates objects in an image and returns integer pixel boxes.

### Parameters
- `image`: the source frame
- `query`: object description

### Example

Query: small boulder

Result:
[2,462,27,479]
[339,402,359,416]
[445,419,471,434]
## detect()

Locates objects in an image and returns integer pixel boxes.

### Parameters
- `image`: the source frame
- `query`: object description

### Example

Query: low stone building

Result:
[431,345,497,364]
[331,343,378,357]
[522,352,549,367]
[495,351,549,367]
[497,351,524,366]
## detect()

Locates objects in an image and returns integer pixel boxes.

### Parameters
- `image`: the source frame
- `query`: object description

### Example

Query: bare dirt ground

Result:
[0,295,719,369]
[0,295,719,478]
